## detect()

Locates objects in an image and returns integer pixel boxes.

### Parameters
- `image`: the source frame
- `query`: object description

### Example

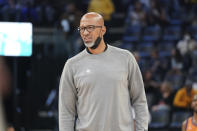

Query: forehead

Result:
[80,15,102,27]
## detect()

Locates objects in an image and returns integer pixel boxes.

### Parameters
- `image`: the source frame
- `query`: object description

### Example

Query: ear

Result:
[102,26,106,36]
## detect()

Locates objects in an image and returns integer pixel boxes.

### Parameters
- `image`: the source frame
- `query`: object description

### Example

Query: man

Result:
[182,94,197,131]
[59,12,149,131]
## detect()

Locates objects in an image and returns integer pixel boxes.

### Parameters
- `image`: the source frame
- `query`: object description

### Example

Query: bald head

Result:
[79,12,106,50]
[80,12,104,26]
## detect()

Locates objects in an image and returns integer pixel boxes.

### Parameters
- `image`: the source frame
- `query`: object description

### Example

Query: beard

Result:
[84,42,95,48]
[84,37,102,49]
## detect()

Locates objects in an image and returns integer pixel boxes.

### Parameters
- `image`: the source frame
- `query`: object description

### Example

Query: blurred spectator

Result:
[56,3,83,57]
[7,124,15,131]
[0,56,12,131]
[88,0,115,21]
[143,70,160,94]
[173,79,197,111]
[170,48,183,70]
[148,49,168,81]
[166,48,185,89]
[179,0,196,25]
[177,32,197,56]
[149,49,160,73]
[139,0,150,9]
[158,8,170,27]
[152,81,175,111]
[133,51,146,72]
[60,13,70,36]
[62,3,82,35]
[191,46,197,67]
[126,1,146,26]
[165,68,184,90]
[0,57,11,97]
[146,0,160,26]
[176,33,194,72]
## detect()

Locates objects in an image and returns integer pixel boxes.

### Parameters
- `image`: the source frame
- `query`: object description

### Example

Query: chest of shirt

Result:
[72,57,128,96]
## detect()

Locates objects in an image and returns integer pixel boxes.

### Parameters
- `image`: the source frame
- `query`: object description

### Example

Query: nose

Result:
[83,29,89,35]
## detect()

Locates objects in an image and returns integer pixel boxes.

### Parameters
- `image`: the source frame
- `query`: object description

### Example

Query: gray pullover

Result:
[59,45,149,131]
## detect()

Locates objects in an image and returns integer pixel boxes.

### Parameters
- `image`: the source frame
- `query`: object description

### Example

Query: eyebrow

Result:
[80,25,100,27]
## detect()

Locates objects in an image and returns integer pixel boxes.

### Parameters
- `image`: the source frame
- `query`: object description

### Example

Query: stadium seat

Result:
[142,25,161,42]
[158,41,175,57]
[122,25,141,43]
[163,26,182,41]
[170,111,192,128]
[146,93,155,109]
[137,42,153,58]
[149,109,170,129]
[120,43,134,51]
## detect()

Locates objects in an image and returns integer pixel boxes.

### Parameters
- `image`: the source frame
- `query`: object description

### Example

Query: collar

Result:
[86,44,108,54]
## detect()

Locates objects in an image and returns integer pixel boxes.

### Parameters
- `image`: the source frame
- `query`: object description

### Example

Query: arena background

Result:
[1,0,197,131]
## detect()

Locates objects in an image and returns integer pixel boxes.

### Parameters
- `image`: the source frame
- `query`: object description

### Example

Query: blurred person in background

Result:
[173,79,197,111]
[151,81,175,112]
[59,12,149,131]
[164,49,184,90]
[55,3,83,57]
[126,0,146,26]
[146,0,160,26]
[88,0,115,21]
[148,49,169,82]
[0,56,11,99]
[6,124,15,131]
[143,70,160,94]
[177,32,197,56]
[170,48,183,71]
[0,56,12,131]
[182,94,197,131]
[177,32,197,70]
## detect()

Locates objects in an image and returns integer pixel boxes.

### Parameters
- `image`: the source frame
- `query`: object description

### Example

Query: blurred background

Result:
[0,0,197,131]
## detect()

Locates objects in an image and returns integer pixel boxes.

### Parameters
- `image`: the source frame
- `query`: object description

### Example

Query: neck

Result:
[88,40,106,54]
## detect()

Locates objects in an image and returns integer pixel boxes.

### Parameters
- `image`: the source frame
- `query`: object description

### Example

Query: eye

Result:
[87,25,94,31]
[81,27,85,31]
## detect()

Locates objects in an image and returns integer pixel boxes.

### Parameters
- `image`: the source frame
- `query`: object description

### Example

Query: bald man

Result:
[59,12,149,131]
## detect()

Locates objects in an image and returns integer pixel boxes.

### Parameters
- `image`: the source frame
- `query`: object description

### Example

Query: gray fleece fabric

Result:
[59,45,149,131]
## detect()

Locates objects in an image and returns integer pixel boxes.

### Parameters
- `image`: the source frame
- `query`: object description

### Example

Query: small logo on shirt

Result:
[86,69,91,73]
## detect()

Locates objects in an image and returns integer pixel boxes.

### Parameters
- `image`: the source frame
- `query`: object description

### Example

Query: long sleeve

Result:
[128,53,149,131]
[173,88,197,108]
[173,89,188,108]
[59,61,77,131]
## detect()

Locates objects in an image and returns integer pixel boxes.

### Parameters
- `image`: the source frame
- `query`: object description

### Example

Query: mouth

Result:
[84,38,93,43]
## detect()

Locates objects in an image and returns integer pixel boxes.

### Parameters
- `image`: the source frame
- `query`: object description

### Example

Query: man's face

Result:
[192,96,197,113]
[79,17,102,47]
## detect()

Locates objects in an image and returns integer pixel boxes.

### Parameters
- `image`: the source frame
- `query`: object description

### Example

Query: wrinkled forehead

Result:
[80,18,100,27]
